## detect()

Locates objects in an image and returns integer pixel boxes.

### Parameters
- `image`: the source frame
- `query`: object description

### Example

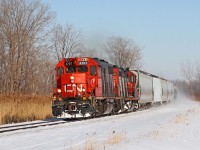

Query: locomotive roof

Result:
[92,58,113,69]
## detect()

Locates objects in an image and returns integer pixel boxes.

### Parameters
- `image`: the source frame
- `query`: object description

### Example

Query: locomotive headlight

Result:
[70,76,74,83]
[58,89,61,93]
[82,88,86,97]
[53,94,56,101]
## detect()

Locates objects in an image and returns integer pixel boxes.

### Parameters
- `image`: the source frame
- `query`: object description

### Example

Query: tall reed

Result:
[0,94,53,124]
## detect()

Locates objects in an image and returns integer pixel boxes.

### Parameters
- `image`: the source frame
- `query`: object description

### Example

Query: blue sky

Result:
[42,0,200,80]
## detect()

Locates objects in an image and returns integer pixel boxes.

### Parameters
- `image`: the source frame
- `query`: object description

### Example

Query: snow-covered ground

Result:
[0,95,200,150]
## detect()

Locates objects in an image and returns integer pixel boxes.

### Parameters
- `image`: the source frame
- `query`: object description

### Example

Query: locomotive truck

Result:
[52,57,176,118]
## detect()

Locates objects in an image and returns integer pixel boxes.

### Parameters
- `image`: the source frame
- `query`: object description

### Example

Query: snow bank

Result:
[0,94,199,150]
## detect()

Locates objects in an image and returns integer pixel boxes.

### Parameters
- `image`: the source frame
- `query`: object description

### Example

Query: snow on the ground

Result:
[0,95,200,150]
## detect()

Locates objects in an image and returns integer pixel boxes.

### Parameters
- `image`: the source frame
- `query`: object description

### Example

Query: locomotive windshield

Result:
[66,66,76,73]
[78,66,88,73]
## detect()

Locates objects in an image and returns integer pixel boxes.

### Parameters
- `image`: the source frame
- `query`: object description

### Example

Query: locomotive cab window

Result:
[90,66,97,76]
[66,66,76,73]
[78,66,88,73]
[57,67,64,77]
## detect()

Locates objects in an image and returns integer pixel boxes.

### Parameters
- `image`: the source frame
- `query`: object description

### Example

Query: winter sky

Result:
[42,0,200,80]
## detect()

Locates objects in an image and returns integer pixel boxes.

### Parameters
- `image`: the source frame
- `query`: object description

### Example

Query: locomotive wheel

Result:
[93,99,114,116]
[112,100,122,114]
[146,102,152,109]
[94,100,104,115]
[78,103,95,117]
[103,102,114,115]
[132,101,139,111]
[52,106,63,116]
[125,101,134,112]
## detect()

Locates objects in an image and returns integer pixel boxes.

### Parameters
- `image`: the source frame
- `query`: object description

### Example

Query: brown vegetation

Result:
[195,96,200,101]
[68,131,128,150]
[107,131,127,145]
[0,0,55,94]
[0,0,54,125]
[180,60,200,101]
[0,94,52,125]
[174,80,200,102]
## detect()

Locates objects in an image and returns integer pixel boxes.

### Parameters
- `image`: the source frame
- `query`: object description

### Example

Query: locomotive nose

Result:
[65,74,87,97]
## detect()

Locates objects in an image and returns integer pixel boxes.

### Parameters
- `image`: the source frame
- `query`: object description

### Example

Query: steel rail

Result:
[0,120,66,133]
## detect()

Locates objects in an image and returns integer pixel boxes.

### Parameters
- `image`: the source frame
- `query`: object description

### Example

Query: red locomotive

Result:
[52,57,139,117]
[52,57,176,118]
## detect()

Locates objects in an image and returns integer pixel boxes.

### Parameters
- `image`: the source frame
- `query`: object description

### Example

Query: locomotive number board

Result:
[65,61,73,66]
[78,61,88,65]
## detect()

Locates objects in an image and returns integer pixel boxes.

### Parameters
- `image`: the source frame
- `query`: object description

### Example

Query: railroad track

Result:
[0,119,67,134]
[0,113,126,134]
[0,104,164,134]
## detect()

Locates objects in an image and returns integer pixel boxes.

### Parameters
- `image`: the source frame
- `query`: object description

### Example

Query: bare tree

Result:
[181,61,194,82]
[192,63,200,97]
[195,64,200,81]
[104,36,142,69]
[51,24,82,61]
[180,61,194,96]
[0,0,54,93]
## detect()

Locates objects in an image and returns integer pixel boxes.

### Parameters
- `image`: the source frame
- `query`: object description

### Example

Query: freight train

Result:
[52,57,176,118]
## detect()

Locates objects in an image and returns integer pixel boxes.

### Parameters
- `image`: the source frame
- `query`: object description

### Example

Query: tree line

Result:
[0,0,142,94]
[177,61,200,98]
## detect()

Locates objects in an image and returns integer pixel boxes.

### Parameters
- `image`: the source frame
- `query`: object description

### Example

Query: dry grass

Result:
[0,94,53,125]
[68,140,97,150]
[107,131,127,145]
[175,113,190,125]
[68,131,128,150]
[84,140,96,150]
[195,96,200,101]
